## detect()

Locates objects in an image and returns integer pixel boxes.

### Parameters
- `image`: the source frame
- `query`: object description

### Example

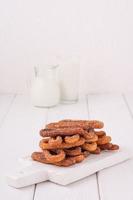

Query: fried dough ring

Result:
[46,120,104,129]
[43,149,65,163]
[64,134,80,144]
[110,144,119,150]
[32,152,85,167]
[40,128,85,137]
[48,136,62,146]
[74,154,85,163]
[59,120,104,129]
[85,134,98,143]
[39,137,85,150]
[83,130,95,140]
[91,147,101,154]
[65,147,82,156]
[54,157,76,166]
[97,136,111,145]
[31,152,51,164]
[32,151,65,164]
[95,131,106,137]
[99,143,113,150]
[55,155,85,167]
[99,143,119,150]
[42,137,50,142]
[82,142,97,152]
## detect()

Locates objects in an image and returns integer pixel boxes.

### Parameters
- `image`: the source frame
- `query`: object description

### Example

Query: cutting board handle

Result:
[6,165,48,188]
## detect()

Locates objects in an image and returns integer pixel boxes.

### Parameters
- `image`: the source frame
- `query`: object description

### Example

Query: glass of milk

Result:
[59,57,80,103]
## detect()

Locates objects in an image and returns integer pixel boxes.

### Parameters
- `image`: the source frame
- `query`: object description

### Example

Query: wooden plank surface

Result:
[34,98,99,200]
[2,94,133,200]
[87,94,133,200]
[0,95,48,200]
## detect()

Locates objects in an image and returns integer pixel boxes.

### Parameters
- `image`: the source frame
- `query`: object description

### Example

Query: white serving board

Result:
[6,147,133,188]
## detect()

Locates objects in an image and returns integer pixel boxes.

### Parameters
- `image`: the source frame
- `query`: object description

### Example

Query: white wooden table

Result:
[0,93,133,200]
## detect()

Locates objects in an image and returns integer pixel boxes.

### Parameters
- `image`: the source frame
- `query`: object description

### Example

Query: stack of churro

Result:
[32,120,119,167]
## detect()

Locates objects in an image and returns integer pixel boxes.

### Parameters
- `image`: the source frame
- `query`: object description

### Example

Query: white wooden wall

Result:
[0,0,133,94]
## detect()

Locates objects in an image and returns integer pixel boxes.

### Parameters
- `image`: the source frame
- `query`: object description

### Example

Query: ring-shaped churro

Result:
[82,142,97,152]
[31,152,51,164]
[109,144,119,150]
[40,128,85,137]
[46,120,104,129]
[83,130,95,140]
[39,137,85,150]
[43,149,65,163]
[99,143,119,150]
[91,147,101,154]
[98,143,113,150]
[48,136,62,146]
[85,134,98,143]
[64,134,80,144]
[58,120,104,129]
[97,136,111,145]
[65,147,82,156]
[55,155,85,167]
[95,131,106,137]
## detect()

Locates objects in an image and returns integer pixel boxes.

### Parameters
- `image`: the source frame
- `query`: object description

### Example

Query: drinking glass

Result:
[59,57,80,103]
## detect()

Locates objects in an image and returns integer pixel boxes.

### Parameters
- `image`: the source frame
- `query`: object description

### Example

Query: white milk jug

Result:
[31,65,60,107]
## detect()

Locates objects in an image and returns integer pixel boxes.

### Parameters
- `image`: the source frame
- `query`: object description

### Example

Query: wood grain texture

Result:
[87,94,133,200]
[2,93,133,200]
[0,95,48,200]
[34,97,99,200]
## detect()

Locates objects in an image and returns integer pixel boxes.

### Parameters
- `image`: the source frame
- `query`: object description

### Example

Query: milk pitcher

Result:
[31,65,60,107]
